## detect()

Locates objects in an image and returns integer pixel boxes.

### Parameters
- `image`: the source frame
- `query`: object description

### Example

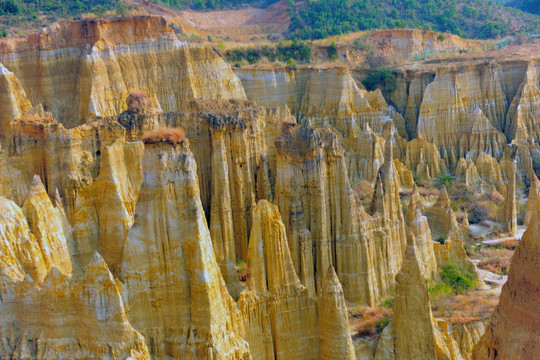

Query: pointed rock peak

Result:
[247,200,301,293]
[43,266,69,287]
[406,192,419,225]
[473,106,483,115]
[54,188,65,212]
[89,251,107,268]
[384,136,394,166]
[324,265,340,288]
[382,120,395,139]
[0,62,12,76]
[435,187,450,207]
[23,273,35,285]
[396,231,421,283]
[319,265,356,360]
[406,230,416,248]
[478,151,487,160]
[463,211,470,226]
[370,173,386,214]
[364,123,372,134]
[532,172,540,188]
[458,157,467,166]
[29,174,47,196]
[84,252,114,282]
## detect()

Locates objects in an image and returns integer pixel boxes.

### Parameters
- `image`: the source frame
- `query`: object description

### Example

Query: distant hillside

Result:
[156,0,275,10]
[0,0,279,36]
[505,0,540,15]
[0,0,537,40]
[288,0,540,40]
[0,0,122,36]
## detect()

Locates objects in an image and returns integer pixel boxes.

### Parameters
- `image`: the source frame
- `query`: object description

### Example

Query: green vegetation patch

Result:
[439,263,477,293]
[361,68,398,96]
[225,41,312,65]
[288,0,540,40]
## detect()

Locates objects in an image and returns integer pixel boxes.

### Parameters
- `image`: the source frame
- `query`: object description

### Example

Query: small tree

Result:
[92,5,106,17]
[116,1,128,17]
[328,41,338,60]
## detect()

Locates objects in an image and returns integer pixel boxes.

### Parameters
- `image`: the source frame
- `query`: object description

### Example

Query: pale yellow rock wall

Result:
[120,141,250,360]
[239,200,318,360]
[0,17,246,128]
[473,212,540,359]
[275,124,406,305]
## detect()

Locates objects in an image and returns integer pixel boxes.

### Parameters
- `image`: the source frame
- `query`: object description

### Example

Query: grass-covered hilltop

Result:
[0,0,538,39]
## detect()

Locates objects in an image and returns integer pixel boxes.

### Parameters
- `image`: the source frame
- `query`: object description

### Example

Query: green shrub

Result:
[383,297,394,309]
[362,68,397,93]
[115,1,128,16]
[225,41,312,65]
[429,281,453,297]
[0,0,20,15]
[328,41,338,60]
[285,58,297,69]
[375,317,389,333]
[440,263,477,293]
[435,172,454,188]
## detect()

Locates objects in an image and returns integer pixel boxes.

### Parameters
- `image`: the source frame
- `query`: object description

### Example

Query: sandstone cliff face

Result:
[499,159,517,234]
[416,66,508,169]
[236,67,406,186]
[425,187,462,241]
[473,210,540,359]
[393,233,438,360]
[409,60,540,177]
[525,172,540,227]
[373,232,485,360]
[117,98,288,295]
[505,62,540,143]
[405,134,445,180]
[0,194,148,359]
[0,63,32,139]
[366,29,476,60]
[319,266,356,360]
[1,17,535,360]
[275,123,405,304]
[0,17,245,128]
[235,67,400,137]
[4,114,144,272]
[22,175,72,277]
[238,200,318,360]
[72,137,144,273]
[120,141,250,360]
[406,189,437,280]
[0,254,150,360]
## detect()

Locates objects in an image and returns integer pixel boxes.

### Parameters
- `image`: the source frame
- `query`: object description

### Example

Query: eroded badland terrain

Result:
[0,2,539,359]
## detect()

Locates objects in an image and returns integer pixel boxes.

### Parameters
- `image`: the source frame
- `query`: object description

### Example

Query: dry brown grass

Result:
[418,187,440,197]
[349,305,392,339]
[142,127,186,145]
[431,290,499,322]
[476,247,514,275]
[490,189,504,203]
[126,91,156,113]
[353,180,374,201]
